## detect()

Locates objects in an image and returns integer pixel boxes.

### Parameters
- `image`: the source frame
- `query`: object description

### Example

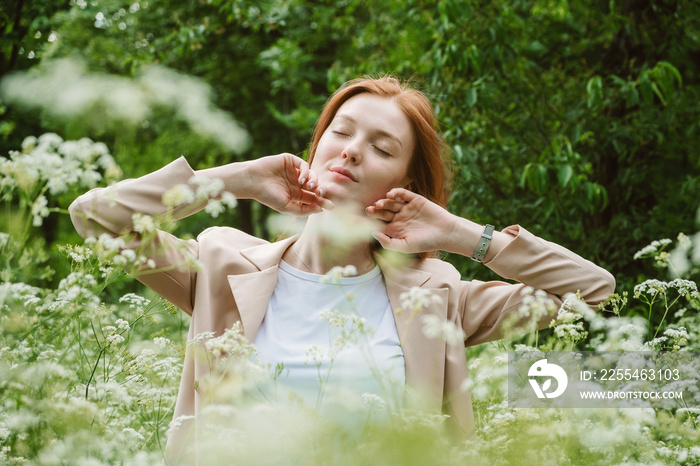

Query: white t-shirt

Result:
[253,260,405,413]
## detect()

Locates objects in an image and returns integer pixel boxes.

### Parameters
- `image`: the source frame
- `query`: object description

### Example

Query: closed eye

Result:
[331,130,349,136]
[374,146,392,157]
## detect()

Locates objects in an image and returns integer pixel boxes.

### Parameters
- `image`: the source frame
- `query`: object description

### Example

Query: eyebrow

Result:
[334,114,403,148]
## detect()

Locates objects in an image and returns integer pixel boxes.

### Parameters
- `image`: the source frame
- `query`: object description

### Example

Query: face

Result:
[311,93,416,209]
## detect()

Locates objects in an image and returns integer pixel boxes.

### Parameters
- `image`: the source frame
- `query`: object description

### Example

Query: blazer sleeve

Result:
[68,157,205,315]
[459,225,615,346]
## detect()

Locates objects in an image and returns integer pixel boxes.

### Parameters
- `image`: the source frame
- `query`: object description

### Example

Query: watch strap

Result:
[471,224,495,262]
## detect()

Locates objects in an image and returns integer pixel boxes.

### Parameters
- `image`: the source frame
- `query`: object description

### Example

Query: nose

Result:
[341,140,361,164]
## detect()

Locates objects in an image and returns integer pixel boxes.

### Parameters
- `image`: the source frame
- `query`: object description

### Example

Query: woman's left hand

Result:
[366,188,457,254]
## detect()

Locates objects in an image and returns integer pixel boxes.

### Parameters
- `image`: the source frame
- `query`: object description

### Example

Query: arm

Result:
[69,154,332,314]
[368,188,616,343]
[69,157,207,314]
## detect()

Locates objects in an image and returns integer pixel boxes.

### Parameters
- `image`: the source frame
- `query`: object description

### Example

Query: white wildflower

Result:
[421,314,465,345]
[130,349,157,371]
[68,251,86,262]
[189,174,225,200]
[151,357,183,380]
[399,287,443,314]
[362,393,386,414]
[202,323,257,359]
[120,249,136,262]
[119,293,150,310]
[162,184,195,208]
[553,322,587,341]
[304,344,327,366]
[106,334,125,346]
[153,337,171,348]
[21,136,37,152]
[634,238,672,260]
[634,278,698,299]
[132,212,156,234]
[38,132,63,148]
[221,191,237,208]
[204,199,225,218]
[320,265,359,283]
[188,331,216,347]
[31,195,50,226]
[518,286,556,320]
[122,427,145,442]
[97,233,126,252]
[113,254,128,266]
[168,415,196,434]
[115,319,130,331]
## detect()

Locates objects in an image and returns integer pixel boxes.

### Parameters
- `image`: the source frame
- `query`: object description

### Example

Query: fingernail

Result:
[371,233,379,242]
[309,182,314,190]
[319,188,324,196]
[301,177,306,185]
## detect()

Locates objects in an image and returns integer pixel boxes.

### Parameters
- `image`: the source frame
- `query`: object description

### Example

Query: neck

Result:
[283,207,377,276]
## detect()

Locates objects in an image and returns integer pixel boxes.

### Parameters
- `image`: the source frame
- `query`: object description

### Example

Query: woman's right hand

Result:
[247,153,333,215]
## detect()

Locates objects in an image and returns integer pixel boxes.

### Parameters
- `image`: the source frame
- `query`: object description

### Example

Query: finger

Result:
[317,196,334,211]
[373,199,406,213]
[371,231,409,253]
[304,169,319,193]
[297,165,310,187]
[294,189,334,212]
[293,203,323,216]
[365,205,395,223]
[287,155,310,186]
[386,187,418,203]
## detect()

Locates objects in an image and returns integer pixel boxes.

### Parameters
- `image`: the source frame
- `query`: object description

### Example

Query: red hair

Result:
[308,76,451,259]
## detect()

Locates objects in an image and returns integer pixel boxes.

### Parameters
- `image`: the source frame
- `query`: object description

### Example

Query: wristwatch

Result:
[471,224,495,262]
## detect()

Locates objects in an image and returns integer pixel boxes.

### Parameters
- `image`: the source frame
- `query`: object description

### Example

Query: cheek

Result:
[366,168,410,201]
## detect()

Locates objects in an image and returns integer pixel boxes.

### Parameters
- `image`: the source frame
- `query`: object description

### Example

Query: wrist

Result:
[195,161,256,200]
[445,217,505,263]
[443,216,480,256]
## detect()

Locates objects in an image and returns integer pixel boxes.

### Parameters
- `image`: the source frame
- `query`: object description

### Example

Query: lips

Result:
[329,166,358,182]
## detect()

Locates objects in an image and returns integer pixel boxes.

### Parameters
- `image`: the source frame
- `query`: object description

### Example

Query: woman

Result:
[69,77,615,458]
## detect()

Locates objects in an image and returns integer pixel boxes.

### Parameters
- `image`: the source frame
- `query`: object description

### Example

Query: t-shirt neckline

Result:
[279,259,381,284]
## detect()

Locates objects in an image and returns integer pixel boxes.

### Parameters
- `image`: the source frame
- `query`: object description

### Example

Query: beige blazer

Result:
[69,157,615,453]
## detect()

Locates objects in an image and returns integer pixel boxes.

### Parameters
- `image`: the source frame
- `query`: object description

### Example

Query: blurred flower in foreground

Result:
[0,58,250,152]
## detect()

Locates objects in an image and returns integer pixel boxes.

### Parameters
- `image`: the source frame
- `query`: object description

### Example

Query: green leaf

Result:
[586,76,603,109]
[650,82,667,106]
[558,165,573,189]
[466,87,478,107]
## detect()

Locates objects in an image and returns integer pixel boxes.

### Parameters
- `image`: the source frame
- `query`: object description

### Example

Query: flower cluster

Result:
[634,238,673,260]
[161,174,236,218]
[634,278,699,299]
[320,265,360,284]
[0,133,120,226]
[201,323,258,360]
[421,314,465,345]
[398,287,443,315]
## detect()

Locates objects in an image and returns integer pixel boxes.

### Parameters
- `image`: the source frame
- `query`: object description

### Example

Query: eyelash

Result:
[374,146,391,157]
[332,131,391,157]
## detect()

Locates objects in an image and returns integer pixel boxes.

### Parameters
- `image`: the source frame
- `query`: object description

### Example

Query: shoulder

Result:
[197,226,269,250]
[416,257,462,284]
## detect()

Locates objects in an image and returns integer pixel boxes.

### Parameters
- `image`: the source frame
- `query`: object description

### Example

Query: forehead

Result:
[333,94,414,141]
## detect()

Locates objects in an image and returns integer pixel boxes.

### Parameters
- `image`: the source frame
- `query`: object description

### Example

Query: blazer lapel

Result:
[376,254,448,410]
[227,235,298,342]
